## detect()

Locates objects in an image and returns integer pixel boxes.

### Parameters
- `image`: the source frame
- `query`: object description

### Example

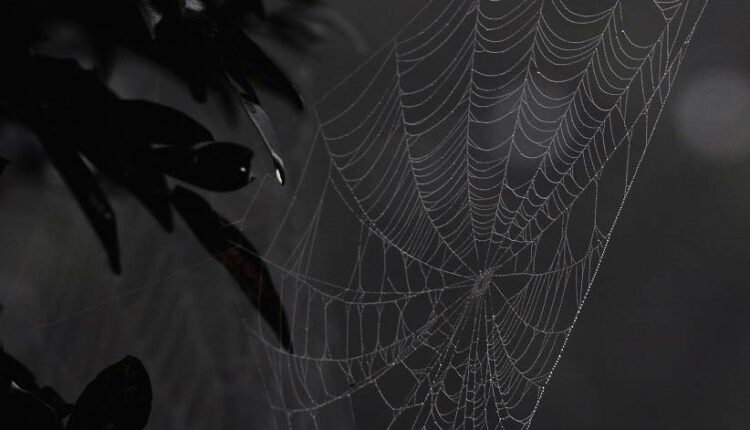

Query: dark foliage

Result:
[0,378,63,430]
[0,347,72,424]
[1,0,357,184]
[153,142,255,192]
[172,186,293,352]
[0,0,358,350]
[67,356,152,430]
[1,348,152,430]
[0,301,152,429]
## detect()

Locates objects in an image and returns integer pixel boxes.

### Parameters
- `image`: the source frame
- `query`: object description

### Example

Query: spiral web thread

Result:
[242,0,708,428]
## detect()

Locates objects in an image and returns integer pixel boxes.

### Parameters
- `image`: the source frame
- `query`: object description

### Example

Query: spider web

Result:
[241,0,708,428]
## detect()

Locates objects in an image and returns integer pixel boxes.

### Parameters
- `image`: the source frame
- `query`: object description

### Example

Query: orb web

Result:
[240,0,709,428]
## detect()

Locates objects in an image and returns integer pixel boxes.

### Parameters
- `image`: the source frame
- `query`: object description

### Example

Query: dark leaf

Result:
[66,356,151,430]
[41,143,120,274]
[39,387,73,419]
[153,142,253,191]
[0,348,38,394]
[125,12,215,102]
[78,103,175,232]
[171,186,293,352]
[0,157,8,176]
[181,0,207,16]
[81,144,174,232]
[137,0,164,39]
[0,348,72,419]
[78,99,216,232]
[224,23,305,110]
[230,82,286,185]
[0,378,62,430]
[76,100,219,229]
[113,100,213,148]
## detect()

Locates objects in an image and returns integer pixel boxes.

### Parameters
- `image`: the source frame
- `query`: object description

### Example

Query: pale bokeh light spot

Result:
[674,69,750,160]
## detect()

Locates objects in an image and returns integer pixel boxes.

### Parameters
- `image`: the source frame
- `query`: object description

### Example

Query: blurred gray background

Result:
[1,1,749,429]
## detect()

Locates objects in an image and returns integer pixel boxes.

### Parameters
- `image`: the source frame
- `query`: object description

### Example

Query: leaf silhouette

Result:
[112,100,213,148]
[0,157,8,176]
[0,378,62,430]
[232,85,287,185]
[127,0,305,113]
[220,23,302,185]
[2,58,127,270]
[77,138,174,232]
[171,186,293,352]
[41,142,121,274]
[6,58,186,232]
[66,356,151,430]
[227,26,305,109]
[5,1,349,190]
[80,144,174,232]
[84,99,216,231]
[4,54,245,251]
[137,0,164,38]
[81,98,219,231]
[153,142,253,191]
[0,347,72,419]
[1,0,360,277]
[0,348,37,392]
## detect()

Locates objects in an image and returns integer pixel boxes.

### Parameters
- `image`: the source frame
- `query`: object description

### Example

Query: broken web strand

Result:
[237,0,710,429]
